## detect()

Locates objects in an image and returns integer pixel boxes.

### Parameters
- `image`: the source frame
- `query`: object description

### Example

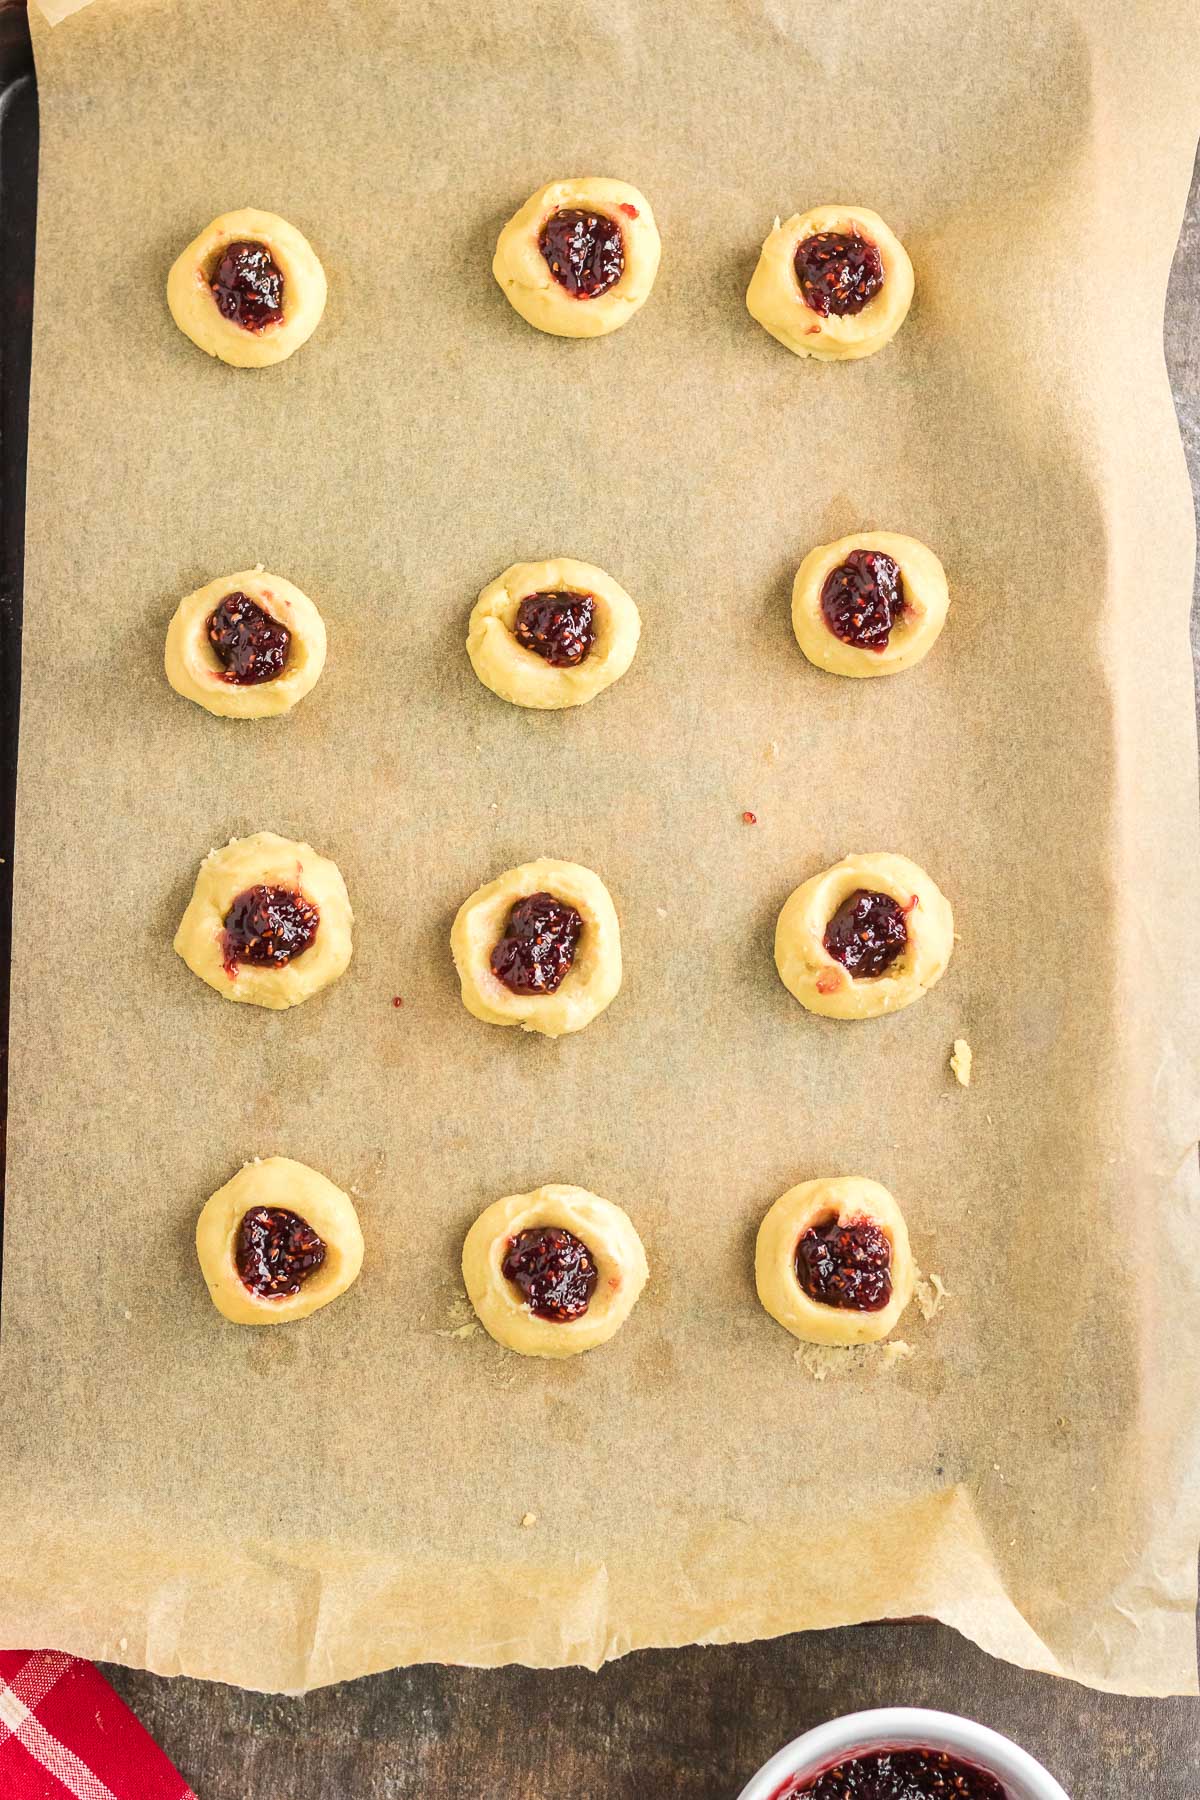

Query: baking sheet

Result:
[6,0,1200,1696]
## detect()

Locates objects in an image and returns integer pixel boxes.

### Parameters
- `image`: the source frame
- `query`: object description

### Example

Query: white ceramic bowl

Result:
[736,1707,1071,1800]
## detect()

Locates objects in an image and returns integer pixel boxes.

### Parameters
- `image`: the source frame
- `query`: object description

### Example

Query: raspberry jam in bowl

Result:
[736,1710,1070,1800]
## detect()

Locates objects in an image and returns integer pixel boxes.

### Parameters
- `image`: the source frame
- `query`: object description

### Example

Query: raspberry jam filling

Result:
[538,208,625,299]
[211,241,285,331]
[222,885,320,976]
[490,892,583,996]
[513,591,597,667]
[794,230,885,317]
[777,1746,1008,1799]
[207,592,291,684]
[502,1226,598,1321]
[824,890,909,979]
[821,550,906,651]
[236,1206,326,1299]
[795,1214,892,1312]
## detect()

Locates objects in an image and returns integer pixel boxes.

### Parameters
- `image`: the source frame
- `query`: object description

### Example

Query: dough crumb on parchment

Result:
[914,1270,950,1321]
[520,1512,538,1528]
[793,1339,914,1381]
[950,1038,973,1086]
[434,1292,480,1341]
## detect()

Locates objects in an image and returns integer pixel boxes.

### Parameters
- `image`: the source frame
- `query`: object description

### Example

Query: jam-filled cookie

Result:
[466,558,641,709]
[775,851,953,1020]
[167,208,327,368]
[747,203,913,361]
[196,1156,364,1325]
[451,858,621,1038]
[175,831,353,1010]
[792,532,948,678]
[165,568,327,718]
[463,1184,648,1357]
[756,1175,915,1346]
[493,177,661,339]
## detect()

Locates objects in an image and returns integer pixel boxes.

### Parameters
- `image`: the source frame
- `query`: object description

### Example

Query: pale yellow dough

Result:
[493,177,661,339]
[166,208,327,368]
[774,851,953,1020]
[462,1185,648,1358]
[451,858,621,1038]
[466,559,641,709]
[164,568,327,718]
[196,1156,364,1326]
[746,204,913,362]
[792,532,949,678]
[174,831,353,1011]
[755,1176,915,1346]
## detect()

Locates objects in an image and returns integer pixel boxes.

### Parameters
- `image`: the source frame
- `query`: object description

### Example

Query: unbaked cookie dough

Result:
[175,831,353,1010]
[746,204,913,362]
[451,858,621,1037]
[462,1184,648,1358]
[466,558,641,709]
[792,532,949,678]
[493,177,661,339]
[164,568,327,718]
[196,1156,364,1326]
[755,1175,914,1346]
[167,208,327,368]
[775,851,953,1020]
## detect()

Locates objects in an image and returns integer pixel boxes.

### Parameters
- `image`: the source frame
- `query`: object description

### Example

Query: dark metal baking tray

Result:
[0,0,38,1262]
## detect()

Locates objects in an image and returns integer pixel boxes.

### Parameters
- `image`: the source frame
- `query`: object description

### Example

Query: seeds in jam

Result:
[513,591,597,667]
[207,592,292,685]
[222,885,320,976]
[794,230,884,317]
[821,549,905,650]
[211,240,284,331]
[538,208,625,299]
[785,1746,1007,1800]
[502,1226,598,1321]
[824,889,909,978]
[236,1206,326,1299]
[490,892,583,996]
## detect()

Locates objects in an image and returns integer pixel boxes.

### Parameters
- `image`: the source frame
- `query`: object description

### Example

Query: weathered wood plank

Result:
[103,1616,1200,1799]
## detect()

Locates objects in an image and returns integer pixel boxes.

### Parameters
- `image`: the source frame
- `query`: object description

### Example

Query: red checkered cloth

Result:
[0,1653,195,1799]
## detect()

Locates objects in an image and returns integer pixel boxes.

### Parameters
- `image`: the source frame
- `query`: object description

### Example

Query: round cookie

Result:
[167,207,327,368]
[467,558,641,710]
[196,1156,364,1326]
[463,1184,648,1358]
[774,851,953,1020]
[165,568,327,718]
[451,858,621,1038]
[175,830,353,1011]
[746,204,913,361]
[792,532,948,678]
[493,177,661,339]
[755,1176,915,1347]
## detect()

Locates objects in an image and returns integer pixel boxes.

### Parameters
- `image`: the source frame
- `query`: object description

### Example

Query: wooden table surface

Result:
[98,148,1200,1800]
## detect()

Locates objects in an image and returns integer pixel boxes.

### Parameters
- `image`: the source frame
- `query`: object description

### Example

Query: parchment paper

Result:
[7,0,1200,1697]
